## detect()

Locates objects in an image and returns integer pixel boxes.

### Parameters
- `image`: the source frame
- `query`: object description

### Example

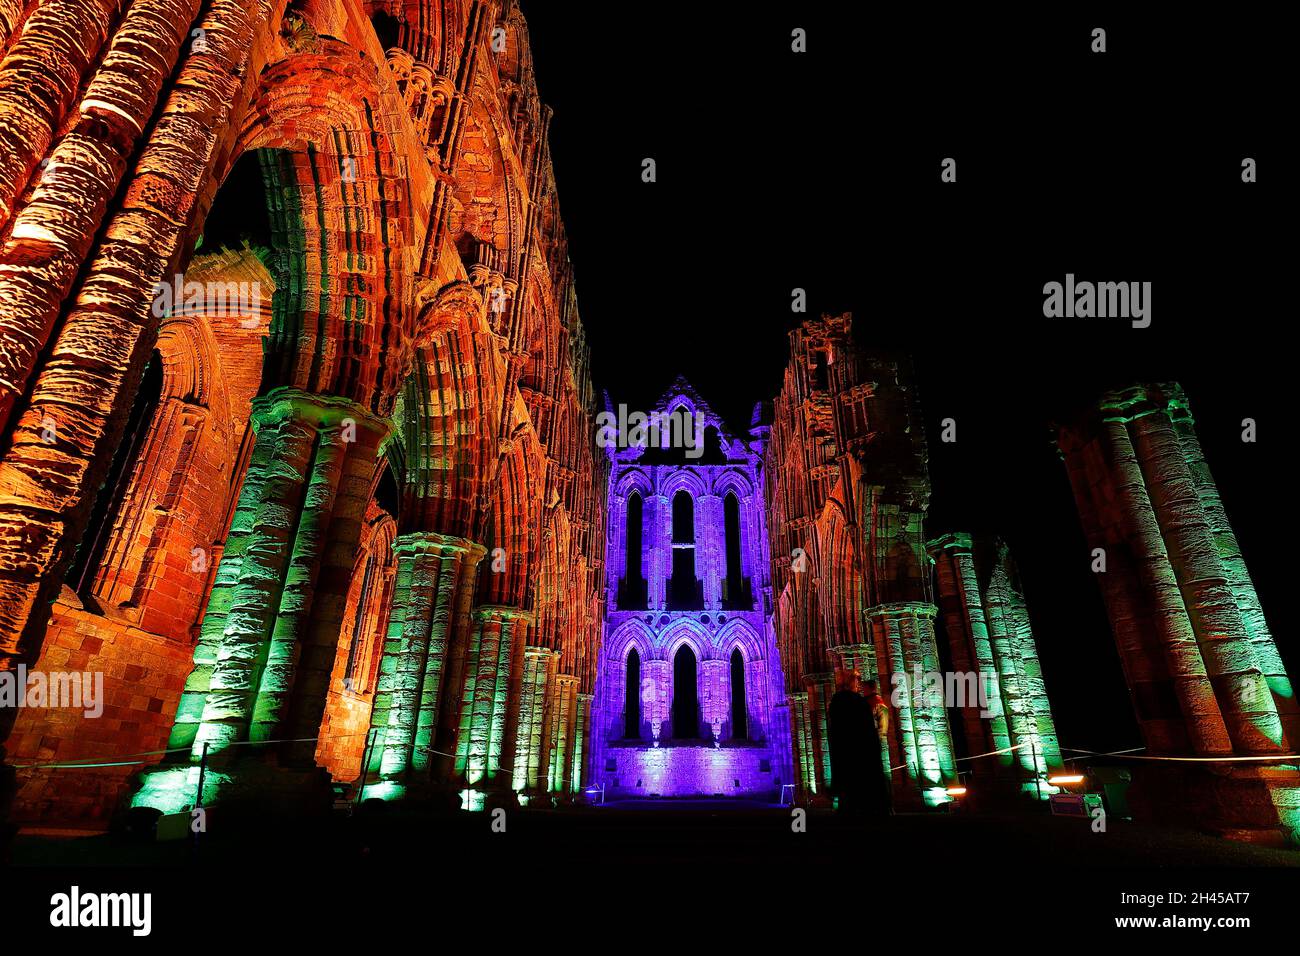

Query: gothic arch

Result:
[658,467,706,500]
[717,618,766,664]
[226,43,421,415]
[613,467,653,500]
[477,422,544,609]
[661,619,708,662]
[396,323,505,538]
[711,467,756,500]
[605,618,655,663]
[817,495,868,648]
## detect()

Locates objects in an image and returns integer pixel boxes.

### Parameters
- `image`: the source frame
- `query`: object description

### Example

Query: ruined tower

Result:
[590,378,789,798]
[765,314,960,808]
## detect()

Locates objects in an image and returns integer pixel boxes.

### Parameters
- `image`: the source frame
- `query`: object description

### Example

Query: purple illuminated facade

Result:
[590,379,792,798]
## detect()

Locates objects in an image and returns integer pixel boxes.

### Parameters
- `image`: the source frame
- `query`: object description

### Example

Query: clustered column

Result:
[455,605,532,802]
[1058,384,1296,757]
[868,603,958,806]
[930,533,1064,799]
[1059,383,1299,842]
[136,389,388,812]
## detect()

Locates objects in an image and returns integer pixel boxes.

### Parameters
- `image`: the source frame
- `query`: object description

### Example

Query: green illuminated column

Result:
[928,534,1010,769]
[804,672,834,796]
[364,532,484,793]
[1124,393,1289,753]
[1059,416,1231,755]
[1060,384,1300,843]
[1167,409,1300,746]
[869,602,957,806]
[789,692,815,797]
[456,605,531,793]
[514,647,558,795]
[832,643,877,684]
[982,551,1064,782]
[548,673,579,796]
[136,389,388,812]
[572,692,592,795]
[281,409,391,766]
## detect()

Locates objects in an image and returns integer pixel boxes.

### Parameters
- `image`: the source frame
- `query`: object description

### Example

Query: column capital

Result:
[473,603,534,624]
[1098,382,1192,426]
[866,601,938,621]
[829,641,874,656]
[394,531,486,560]
[926,532,973,555]
[251,387,391,438]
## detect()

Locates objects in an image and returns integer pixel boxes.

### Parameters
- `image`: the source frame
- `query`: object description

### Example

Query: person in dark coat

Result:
[828,669,880,815]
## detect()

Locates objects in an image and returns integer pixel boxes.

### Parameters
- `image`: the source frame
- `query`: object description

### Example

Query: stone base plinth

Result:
[1126,762,1300,847]
[602,743,780,799]
[132,753,334,821]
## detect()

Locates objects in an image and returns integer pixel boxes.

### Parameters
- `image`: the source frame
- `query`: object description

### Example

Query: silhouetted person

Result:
[828,670,885,816]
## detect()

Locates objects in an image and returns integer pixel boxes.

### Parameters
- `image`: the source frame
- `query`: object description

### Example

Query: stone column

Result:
[572,692,593,796]
[699,493,722,609]
[548,673,579,797]
[1059,417,1227,755]
[983,558,1064,782]
[1168,411,1300,746]
[1125,395,1288,754]
[804,671,834,795]
[869,602,957,806]
[832,642,877,685]
[929,535,1005,766]
[700,657,728,745]
[364,532,483,794]
[650,493,668,610]
[643,658,670,745]
[788,692,815,798]
[456,605,531,796]
[133,389,388,812]
[1059,385,1300,843]
[513,647,557,796]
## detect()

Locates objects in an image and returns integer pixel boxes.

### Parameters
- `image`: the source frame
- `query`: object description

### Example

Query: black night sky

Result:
[520,5,1289,754]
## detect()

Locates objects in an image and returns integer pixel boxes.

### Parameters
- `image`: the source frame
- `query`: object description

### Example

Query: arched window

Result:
[619,492,646,610]
[626,492,642,577]
[671,490,693,543]
[343,553,378,691]
[624,647,641,739]
[341,516,396,696]
[669,490,699,610]
[730,647,747,740]
[66,351,164,598]
[723,492,746,608]
[812,349,831,391]
[672,644,698,740]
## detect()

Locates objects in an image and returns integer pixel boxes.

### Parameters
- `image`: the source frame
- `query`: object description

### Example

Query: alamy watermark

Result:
[890,666,1000,718]
[151,273,263,319]
[1043,274,1151,328]
[0,665,104,718]
[596,404,704,459]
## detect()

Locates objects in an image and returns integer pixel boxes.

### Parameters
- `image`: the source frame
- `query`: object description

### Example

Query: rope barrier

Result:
[1061,746,1300,764]
[11,729,376,770]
